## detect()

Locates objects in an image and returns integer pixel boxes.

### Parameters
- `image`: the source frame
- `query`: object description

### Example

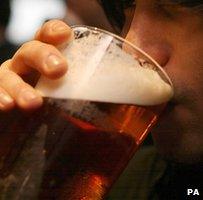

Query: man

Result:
[0,0,202,199]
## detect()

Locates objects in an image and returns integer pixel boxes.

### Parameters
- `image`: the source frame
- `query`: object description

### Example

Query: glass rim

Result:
[71,24,173,88]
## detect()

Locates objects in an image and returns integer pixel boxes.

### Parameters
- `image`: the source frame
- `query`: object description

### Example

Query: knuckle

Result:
[0,70,22,88]
[0,59,12,70]
[14,40,49,61]
[20,40,40,51]
[0,69,11,81]
[21,40,55,53]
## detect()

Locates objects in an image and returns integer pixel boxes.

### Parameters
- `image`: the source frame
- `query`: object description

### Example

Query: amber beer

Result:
[0,98,167,199]
[35,97,165,199]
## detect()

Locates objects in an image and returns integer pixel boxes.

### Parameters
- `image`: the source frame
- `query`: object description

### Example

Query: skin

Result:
[123,0,203,164]
[0,0,202,165]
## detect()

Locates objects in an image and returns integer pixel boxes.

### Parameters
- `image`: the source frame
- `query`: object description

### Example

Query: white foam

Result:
[36,31,173,106]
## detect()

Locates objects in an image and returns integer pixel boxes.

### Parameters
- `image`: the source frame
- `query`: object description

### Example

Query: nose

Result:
[124,16,172,67]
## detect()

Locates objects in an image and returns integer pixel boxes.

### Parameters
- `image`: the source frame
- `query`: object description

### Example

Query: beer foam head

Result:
[36,30,173,106]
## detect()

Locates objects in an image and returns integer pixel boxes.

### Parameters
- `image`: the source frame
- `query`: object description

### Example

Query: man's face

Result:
[123,0,203,164]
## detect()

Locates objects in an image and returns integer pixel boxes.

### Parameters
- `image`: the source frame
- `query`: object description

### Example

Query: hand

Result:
[0,20,73,111]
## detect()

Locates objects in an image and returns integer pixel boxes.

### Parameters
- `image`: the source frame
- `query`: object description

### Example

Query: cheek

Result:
[153,44,203,135]
[165,44,203,105]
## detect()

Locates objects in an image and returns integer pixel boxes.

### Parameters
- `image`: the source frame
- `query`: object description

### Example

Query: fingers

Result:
[7,40,68,79]
[0,69,43,111]
[8,19,72,78]
[35,19,73,46]
[0,19,72,112]
[0,87,15,111]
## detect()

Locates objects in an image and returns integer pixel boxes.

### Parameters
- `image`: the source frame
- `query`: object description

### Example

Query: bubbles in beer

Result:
[36,29,173,106]
[45,98,116,133]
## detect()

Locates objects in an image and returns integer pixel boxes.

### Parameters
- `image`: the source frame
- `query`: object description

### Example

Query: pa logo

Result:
[187,189,200,196]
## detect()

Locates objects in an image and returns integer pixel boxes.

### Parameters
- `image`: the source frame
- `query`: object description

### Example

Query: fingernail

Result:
[45,54,64,70]
[0,92,14,106]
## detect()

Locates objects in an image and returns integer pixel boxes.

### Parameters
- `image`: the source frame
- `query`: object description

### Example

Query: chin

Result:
[151,104,203,165]
[153,138,203,165]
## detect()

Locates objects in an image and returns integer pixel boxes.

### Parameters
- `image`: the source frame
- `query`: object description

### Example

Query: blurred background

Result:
[7,0,66,44]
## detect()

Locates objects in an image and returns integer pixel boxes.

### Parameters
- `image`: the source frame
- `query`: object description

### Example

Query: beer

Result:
[0,99,164,199]
[0,26,173,199]
[38,98,166,199]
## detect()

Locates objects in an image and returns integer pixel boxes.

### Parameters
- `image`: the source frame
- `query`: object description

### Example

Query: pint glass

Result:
[0,26,173,199]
